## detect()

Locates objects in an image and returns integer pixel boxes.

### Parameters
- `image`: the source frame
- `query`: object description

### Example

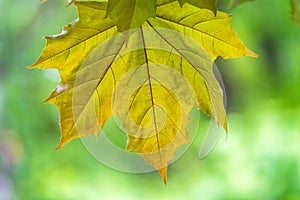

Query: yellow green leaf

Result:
[28,1,257,182]
[105,0,156,31]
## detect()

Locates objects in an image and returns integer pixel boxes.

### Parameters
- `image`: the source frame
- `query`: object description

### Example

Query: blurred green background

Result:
[0,0,299,199]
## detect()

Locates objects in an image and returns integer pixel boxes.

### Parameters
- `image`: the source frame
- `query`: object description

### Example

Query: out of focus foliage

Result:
[231,0,254,8]
[0,0,299,199]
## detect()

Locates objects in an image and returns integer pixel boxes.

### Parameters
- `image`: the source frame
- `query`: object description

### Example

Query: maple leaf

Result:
[29,1,256,183]
[105,0,156,31]
[291,0,300,25]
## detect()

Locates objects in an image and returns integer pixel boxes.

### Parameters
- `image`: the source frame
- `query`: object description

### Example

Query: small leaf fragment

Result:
[291,0,300,25]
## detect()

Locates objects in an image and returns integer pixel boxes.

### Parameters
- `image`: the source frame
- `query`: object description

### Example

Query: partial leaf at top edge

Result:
[105,0,156,31]
[291,0,300,26]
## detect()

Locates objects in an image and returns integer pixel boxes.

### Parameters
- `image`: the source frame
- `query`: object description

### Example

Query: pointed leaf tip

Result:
[159,167,168,185]
[55,137,69,150]
[55,142,63,150]
[248,49,258,58]
[55,135,76,150]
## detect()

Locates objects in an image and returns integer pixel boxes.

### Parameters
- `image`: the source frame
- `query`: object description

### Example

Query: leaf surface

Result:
[152,1,257,60]
[178,0,216,14]
[157,0,216,13]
